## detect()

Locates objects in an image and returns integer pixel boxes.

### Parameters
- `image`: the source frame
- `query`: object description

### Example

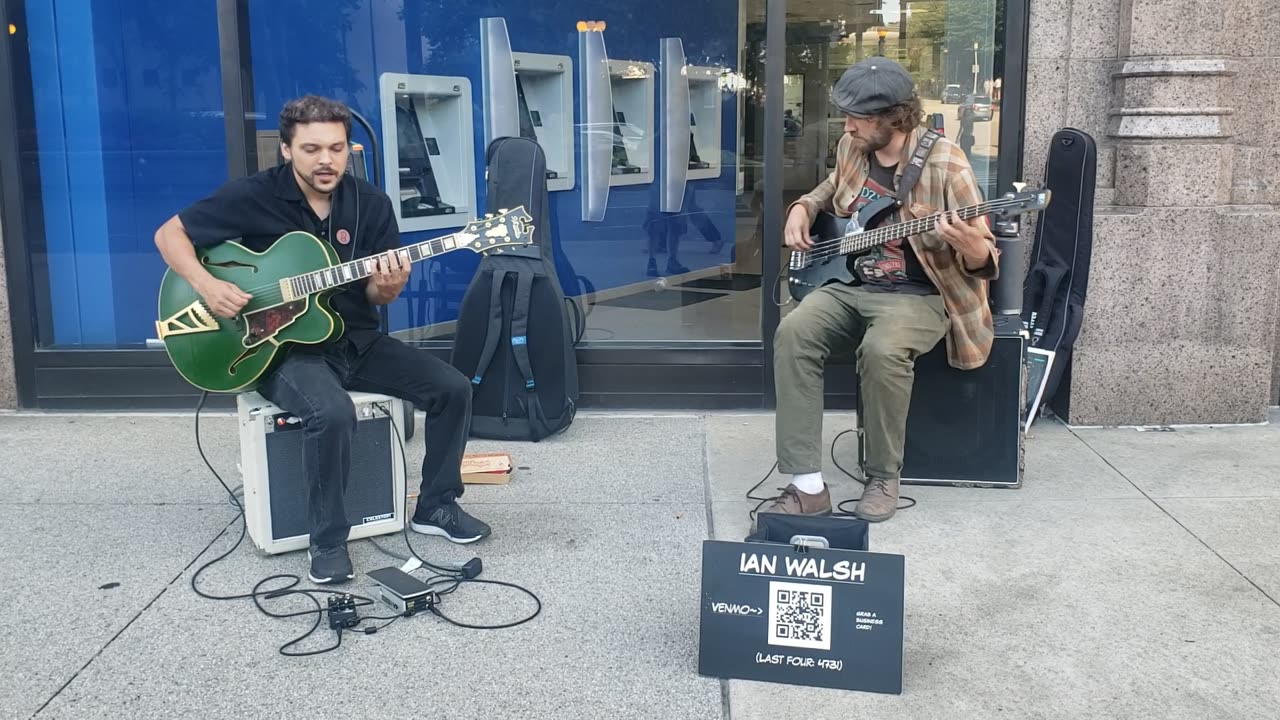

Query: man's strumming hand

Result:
[783,205,813,251]
[196,276,252,319]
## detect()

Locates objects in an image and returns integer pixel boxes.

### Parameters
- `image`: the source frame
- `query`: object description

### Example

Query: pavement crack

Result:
[29,515,241,719]
[1068,427,1280,610]
[700,418,733,720]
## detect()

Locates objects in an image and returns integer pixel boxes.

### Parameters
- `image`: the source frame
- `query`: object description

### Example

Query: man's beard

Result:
[850,124,891,153]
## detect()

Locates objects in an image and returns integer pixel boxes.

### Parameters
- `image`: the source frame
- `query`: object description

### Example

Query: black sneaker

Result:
[411,501,492,544]
[308,544,354,584]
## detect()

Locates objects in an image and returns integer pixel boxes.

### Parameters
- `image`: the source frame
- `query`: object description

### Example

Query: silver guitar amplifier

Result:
[237,391,407,554]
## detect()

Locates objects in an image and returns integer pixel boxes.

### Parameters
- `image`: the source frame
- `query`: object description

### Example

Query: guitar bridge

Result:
[789,251,809,271]
[156,301,219,340]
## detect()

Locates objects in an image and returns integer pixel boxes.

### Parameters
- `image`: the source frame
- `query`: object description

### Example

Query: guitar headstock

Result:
[1000,182,1052,215]
[459,206,536,253]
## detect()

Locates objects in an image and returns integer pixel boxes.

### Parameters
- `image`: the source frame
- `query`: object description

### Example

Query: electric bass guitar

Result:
[156,206,535,393]
[786,185,1051,302]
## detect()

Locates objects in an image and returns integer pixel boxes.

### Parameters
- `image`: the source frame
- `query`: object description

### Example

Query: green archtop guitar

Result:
[156,206,535,394]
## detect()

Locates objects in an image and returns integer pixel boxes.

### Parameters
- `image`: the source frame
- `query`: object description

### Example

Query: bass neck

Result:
[835,198,1017,257]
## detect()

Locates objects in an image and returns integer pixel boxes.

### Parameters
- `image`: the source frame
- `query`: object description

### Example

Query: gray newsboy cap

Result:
[830,56,916,117]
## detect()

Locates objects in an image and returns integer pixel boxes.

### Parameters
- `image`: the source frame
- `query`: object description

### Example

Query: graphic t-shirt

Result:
[846,154,938,294]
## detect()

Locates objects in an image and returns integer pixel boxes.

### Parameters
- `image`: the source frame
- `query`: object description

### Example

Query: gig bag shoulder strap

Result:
[508,266,537,392]
[893,128,942,206]
[469,266,510,387]
[507,266,560,440]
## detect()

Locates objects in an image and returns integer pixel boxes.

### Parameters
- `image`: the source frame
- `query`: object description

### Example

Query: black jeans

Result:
[258,329,471,549]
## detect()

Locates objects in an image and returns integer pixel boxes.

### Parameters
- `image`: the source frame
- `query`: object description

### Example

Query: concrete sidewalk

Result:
[1,408,1277,720]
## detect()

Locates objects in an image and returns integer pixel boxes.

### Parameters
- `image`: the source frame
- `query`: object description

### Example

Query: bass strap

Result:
[892,128,942,207]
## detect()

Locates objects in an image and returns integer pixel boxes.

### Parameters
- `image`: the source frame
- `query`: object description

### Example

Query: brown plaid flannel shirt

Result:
[788,126,1000,370]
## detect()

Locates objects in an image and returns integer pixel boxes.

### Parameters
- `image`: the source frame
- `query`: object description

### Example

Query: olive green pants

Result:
[774,282,949,479]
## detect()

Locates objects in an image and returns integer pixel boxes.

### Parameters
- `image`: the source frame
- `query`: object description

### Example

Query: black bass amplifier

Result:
[237,391,407,554]
[856,314,1026,487]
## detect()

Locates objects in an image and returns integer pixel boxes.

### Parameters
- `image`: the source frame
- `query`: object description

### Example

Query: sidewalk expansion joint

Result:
[1069,428,1280,610]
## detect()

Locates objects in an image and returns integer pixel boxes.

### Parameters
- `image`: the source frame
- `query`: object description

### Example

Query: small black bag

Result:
[746,513,869,552]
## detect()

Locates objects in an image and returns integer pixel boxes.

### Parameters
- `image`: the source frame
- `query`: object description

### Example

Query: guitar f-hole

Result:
[202,258,260,272]
[228,345,264,375]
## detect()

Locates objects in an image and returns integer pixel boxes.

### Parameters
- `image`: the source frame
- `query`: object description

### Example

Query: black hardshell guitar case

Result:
[1022,128,1096,423]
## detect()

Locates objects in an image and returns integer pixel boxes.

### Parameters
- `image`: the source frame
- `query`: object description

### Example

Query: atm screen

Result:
[688,113,709,169]
[395,98,452,217]
[516,74,539,141]
[611,109,632,172]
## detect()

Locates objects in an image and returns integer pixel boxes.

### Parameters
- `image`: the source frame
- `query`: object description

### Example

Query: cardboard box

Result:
[461,452,513,485]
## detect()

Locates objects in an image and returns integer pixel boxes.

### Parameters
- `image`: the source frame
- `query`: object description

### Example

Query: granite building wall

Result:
[1024,0,1280,424]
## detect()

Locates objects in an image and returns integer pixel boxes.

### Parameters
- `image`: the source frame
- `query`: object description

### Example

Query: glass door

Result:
[772,0,1005,326]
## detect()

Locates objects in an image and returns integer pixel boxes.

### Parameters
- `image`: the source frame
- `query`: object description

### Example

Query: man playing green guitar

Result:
[154,95,490,585]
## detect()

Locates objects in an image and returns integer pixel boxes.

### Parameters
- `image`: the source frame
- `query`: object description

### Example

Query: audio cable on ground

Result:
[746,427,917,521]
[187,391,541,658]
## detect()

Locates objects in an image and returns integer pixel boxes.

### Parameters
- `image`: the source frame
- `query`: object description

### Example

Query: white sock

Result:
[791,472,825,494]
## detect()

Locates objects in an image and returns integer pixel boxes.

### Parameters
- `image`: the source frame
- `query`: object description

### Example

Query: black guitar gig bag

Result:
[449,137,579,441]
[1022,128,1096,421]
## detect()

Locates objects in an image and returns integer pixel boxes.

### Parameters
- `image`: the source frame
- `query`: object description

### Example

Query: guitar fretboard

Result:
[835,199,1017,257]
[288,235,457,297]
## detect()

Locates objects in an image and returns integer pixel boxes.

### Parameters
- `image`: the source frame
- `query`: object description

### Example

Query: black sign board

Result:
[697,540,905,694]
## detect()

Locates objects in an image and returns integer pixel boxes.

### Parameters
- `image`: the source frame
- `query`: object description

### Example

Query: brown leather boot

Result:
[759,484,833,518]
[853,476,899,522]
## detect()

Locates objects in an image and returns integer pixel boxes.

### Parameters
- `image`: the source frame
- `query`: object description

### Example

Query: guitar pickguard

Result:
[241,299,309,348]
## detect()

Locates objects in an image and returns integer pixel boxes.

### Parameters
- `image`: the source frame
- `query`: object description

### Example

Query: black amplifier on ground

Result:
[856,314,1025,488]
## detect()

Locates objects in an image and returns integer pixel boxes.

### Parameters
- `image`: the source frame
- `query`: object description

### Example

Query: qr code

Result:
[767,581,832,651]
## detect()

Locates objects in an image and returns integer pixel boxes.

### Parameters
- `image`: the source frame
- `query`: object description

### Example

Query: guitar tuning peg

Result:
[498,208,509,214]
[1012,182,1027,193]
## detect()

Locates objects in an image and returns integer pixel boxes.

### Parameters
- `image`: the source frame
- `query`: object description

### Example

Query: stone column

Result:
[1025,0,1280,425]
[0,216,16,409]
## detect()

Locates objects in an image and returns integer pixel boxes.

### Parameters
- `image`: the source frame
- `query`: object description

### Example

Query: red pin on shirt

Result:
[336,228,351,245]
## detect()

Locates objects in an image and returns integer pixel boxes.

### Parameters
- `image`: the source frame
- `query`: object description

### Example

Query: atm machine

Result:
[394,99,455,219]
[379,72,478,233]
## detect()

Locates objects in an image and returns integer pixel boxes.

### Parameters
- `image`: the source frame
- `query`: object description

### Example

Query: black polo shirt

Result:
[178,163,401,339]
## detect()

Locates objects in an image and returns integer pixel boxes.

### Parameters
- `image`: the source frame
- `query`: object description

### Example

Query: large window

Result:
[16,0,227,348]
[245,1,765,346]
[775,0,1006,321]
[9,0,1009,354]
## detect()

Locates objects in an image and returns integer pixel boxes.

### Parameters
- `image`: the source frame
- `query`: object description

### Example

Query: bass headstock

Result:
[1002,182,1052,214]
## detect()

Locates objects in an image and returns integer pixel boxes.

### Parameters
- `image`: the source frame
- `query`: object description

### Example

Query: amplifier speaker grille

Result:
[264,416,398,540]
[857,317,1025,487]
[238,390,406,554]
